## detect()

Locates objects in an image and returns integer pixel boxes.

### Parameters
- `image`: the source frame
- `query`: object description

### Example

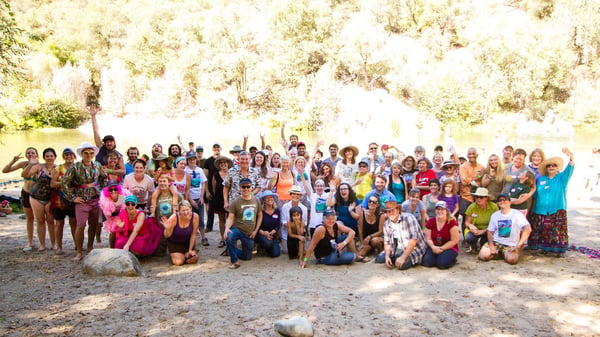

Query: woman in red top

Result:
[422,200,459,269]
[412,157,437,198]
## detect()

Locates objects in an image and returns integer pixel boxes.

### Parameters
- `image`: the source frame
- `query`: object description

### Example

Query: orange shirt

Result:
[459,162,484,202]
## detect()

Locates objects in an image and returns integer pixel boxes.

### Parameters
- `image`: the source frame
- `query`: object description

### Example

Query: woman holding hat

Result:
[114,195,162,257]
[529,148,574,256]
[422,201,459,269]
[212,155,233,247]
[255,191,281,257]
[61,142,108,261]
[335,145,359,187]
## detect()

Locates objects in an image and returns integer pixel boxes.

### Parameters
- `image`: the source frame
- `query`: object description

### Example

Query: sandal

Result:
[220,249,229,256]
[218,241,225,248]
[228,263,240,269]
[357,256,370,263]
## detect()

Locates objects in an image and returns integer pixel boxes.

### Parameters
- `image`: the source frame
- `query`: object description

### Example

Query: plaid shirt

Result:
[223,166,260,203]
[383,213,427,265]
[61,161,107,202]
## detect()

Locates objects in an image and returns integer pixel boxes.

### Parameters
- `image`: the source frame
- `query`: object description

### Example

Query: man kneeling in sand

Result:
[478,193,531,265]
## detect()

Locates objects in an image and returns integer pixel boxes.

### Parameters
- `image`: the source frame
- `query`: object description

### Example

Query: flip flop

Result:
[22,246,33,252]
[228,263,240,269]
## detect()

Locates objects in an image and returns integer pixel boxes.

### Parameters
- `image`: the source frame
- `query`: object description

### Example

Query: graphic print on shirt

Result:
[497,219,512,238]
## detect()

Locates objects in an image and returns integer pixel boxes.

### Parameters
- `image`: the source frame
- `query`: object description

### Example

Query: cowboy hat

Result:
[215,156,233,169]
[538,157,564,176]
[152,153,173,166]
[471,187,490,197]
[76,142,99,157]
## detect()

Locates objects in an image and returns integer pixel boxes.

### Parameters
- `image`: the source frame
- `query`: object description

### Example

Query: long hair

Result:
[484,154,504,184]
[335,183,357,206]
[252,151,268,178]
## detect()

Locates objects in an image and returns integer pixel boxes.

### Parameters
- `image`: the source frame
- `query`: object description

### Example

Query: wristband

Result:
[303,257,309,261]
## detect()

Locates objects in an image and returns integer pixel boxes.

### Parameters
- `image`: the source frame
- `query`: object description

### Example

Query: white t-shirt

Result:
[309,192,329,229]
[488,209,530,247]
[122,173,155,204]
[185,166,207,200]
[280,201,308,240]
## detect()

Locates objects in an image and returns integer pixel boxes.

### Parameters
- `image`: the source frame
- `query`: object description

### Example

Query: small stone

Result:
[274,316,314,337]
[82,248,143,277]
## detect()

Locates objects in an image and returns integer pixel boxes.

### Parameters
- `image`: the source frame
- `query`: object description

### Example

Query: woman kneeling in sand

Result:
[162,200,199,266]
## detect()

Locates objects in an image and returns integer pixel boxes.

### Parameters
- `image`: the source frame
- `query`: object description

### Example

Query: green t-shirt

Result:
[229,196,262,236]
[465,201,499,230]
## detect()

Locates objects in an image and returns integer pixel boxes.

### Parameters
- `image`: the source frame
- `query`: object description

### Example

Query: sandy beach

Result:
[0,187,599,337]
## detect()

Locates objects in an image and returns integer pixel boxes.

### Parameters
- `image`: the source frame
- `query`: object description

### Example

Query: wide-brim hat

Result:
[471,187,490,197]
[441,160,459,169]
[152,153,173,166]
[215,156,233,169]
[76,142,99,157]
[539,157,564,176]
[340,145,359,158]
[289,185,304,195]
[384,200,401,211]
[230,145,243,154]
[259,190,279,204]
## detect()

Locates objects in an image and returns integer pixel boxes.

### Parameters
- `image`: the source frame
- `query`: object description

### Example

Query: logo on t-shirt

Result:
[497,219,512,238]
[241,204,256,222]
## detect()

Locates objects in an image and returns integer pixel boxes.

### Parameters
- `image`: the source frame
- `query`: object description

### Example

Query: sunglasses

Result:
[497,198,508,202]
[290,192,301,196]
[125,202,136,206]
[370,147,377,150]
[82,151,95,155]
[241,185,252,189]
[476,196,487,199]
[547,164,558,168]
[368,200,378,204]
[108,188,119,192]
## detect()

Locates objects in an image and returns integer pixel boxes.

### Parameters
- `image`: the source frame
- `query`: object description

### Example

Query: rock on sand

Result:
[274,316,314,337]
[82,248,143,276]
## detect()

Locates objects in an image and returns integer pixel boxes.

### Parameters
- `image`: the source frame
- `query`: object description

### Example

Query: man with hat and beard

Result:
[89,105,125,175]
[62,142,108,261]
[375,199,427,270]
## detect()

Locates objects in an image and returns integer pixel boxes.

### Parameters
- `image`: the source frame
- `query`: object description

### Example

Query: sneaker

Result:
[201,238,210,246]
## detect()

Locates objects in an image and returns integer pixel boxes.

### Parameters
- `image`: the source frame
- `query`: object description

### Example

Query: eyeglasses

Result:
[82,151,94,155]
[370,147,377,150]
[339,187,349,191]
[108,188,118,192]
[125,202,136,206]
[368,200,378,204]
[241,185,252,189]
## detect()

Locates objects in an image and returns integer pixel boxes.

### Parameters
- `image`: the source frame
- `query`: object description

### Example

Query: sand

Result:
[0,190,599,337]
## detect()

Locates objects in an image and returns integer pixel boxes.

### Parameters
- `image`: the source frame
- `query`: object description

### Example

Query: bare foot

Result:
[38,246,46,252]
[72,254,83,261]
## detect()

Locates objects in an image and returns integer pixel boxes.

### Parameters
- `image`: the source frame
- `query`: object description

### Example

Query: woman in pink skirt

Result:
[114,195,162,256]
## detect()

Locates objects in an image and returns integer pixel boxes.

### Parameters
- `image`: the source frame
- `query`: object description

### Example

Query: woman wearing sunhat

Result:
[335,145,359,187]
[529,148,574,256]
[255,190,281,257]
[61,142,108,261]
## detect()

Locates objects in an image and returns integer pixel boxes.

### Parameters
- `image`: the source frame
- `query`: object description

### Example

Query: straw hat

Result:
[471,187,490,197]
[538,157,564,176]
[76,142,99,157]
[215,156,233,169]
[340,145,359,158]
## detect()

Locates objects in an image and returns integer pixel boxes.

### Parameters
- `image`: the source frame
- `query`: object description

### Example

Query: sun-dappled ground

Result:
[0,194,599,336]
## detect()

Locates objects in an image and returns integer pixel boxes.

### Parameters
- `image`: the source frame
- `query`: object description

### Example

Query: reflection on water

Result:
[0,117,596,183]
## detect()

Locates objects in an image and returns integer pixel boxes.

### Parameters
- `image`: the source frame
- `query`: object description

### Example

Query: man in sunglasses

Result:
[223,178,262,269]
[478,193,531,265]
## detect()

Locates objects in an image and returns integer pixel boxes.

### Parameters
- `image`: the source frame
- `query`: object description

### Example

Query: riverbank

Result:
[0,190,599,336]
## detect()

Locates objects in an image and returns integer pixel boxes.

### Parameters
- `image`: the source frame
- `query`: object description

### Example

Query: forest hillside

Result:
[1,0,599,132]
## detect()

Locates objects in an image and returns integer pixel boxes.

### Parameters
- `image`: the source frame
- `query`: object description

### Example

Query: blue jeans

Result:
[374,251,415,270]
[421,247,457,269]
[318,251,356,265]
[192,198,205,229]
[255,234,281,257]
[226,227,254,263]
[465,232,487,247]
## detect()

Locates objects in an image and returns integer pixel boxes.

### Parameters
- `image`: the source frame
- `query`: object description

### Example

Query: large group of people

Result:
[1,108,576,270]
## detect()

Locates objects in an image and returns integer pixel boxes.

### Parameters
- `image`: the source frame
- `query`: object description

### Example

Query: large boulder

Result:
[82,248,143,276]
[274,316,314,337]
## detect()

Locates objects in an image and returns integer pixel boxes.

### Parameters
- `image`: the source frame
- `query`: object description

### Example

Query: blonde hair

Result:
[442,179,458,195]
[484,154,504,184]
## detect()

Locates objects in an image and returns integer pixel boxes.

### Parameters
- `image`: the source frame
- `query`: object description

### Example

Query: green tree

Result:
[0,0,27,83]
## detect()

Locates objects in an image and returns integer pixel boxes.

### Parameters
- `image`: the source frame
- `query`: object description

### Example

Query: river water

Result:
[0,116,597,183]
